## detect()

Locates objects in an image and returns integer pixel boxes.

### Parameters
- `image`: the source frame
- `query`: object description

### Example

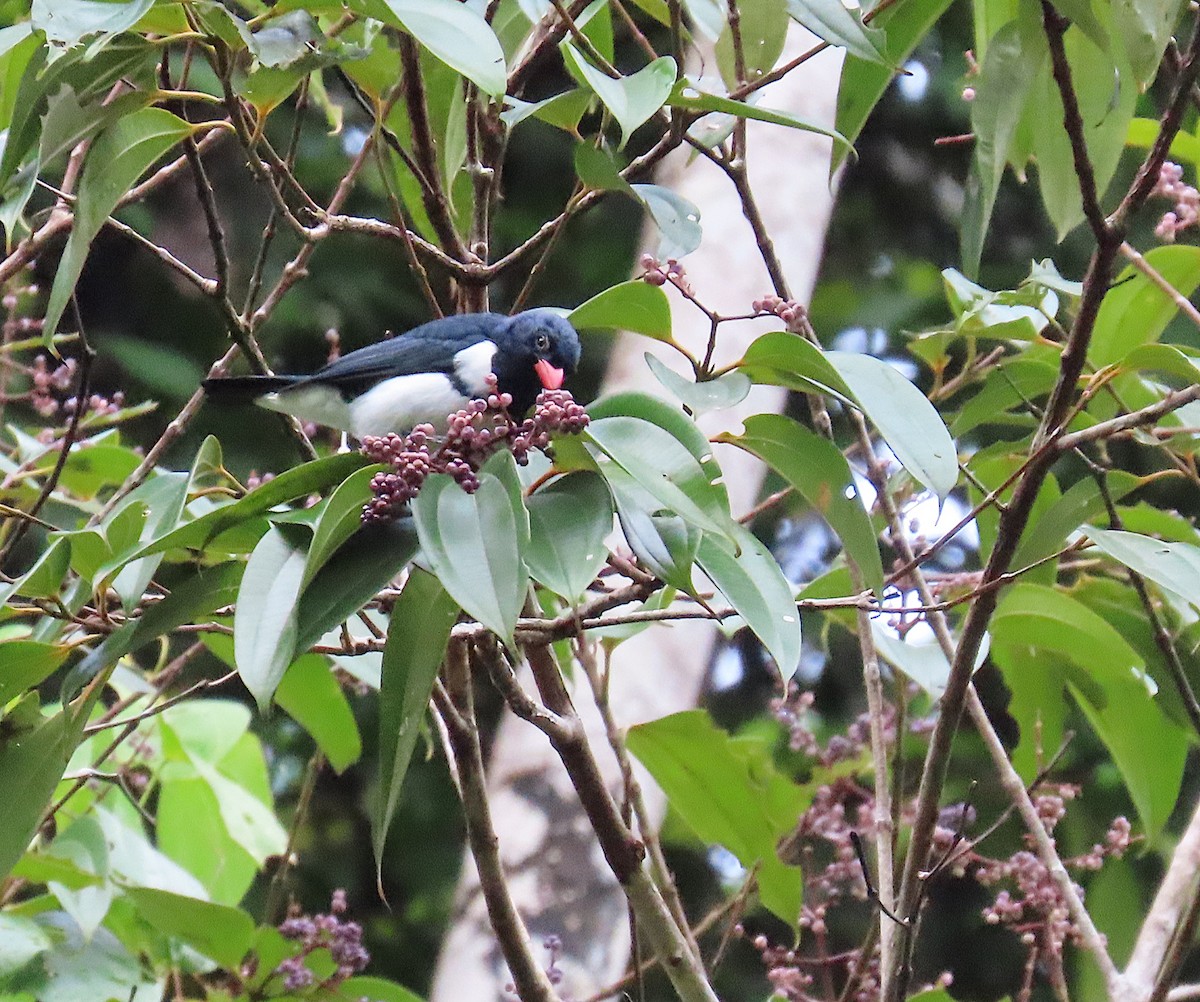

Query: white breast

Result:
[348,373,471,438]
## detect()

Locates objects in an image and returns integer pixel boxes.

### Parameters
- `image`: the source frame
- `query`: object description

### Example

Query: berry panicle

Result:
[360,378,588,524]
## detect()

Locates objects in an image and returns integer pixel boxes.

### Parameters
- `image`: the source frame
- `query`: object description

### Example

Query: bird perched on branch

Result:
[202,309,582,439]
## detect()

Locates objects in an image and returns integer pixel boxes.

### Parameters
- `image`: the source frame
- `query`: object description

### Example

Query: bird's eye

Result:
[535,332,550,351]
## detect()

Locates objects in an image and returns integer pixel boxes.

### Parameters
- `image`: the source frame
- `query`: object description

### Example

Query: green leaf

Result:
[365,0,507,96]
[740,330,854,400]
[667,82,854,156]
[188,752,288,862]
[646,354,752,414]
[276,655,363,774]
[157,775,256,906]
[568,280,672,339]
[47,817,112,939]
[336,977,426,1002]
[500,89,594,131]
[1126,117,1200,166]
[31,0,154,48]
[562,47,676,147]
[0,37,156,194]
[293,520,418,654]
[1011,472,1142,574]
[248,10,317,67]
[720,414,883,593]
[1114,0,1184,83]
[0,914,52,978]
[304,464,385,584]
[1031,17,1137,240]
[0,641,69,706]
[373,569,460,867]
[961,18,1044,276]
[574,141,635,194]
[43,108,194,347]
[585,415,734,537]
[1080,527,1200,610]
[784,0,888,63]
[695,525,802,680]
[0,709,79,883]
[1120,342,1200,384]
[60,563,244,706]
[122,887,254,968]
[606,463,702,593]
[588,391,727,490]
[833,0,953,170]
[3,536,71,603]
[1089,246,1200,366]
[526,472,613,602]
[137,452,369,557]
[412,473,527,641]
[627,710,807,925]
[827,351,958,498]
[106,472,189,610]
[234,526,309,710]
[715,0,789,88]
[991,584,1187,837]
[630,183,702,258]
[949,356,1058,437]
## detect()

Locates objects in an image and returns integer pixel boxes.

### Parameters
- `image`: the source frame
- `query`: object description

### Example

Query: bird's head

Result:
[502,309,581,392]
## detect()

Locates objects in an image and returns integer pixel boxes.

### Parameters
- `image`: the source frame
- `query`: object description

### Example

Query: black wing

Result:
[299,314,509,395]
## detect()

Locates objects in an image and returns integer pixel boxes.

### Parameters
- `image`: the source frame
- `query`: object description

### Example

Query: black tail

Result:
[202,374,299,402]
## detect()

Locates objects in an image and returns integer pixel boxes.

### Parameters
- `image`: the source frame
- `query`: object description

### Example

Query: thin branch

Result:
[441,638,561,1002]
[1041,0,1107,242]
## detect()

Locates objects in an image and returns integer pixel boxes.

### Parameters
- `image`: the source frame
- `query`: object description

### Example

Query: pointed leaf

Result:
[43,108,194,346]
[627,710,807,925]
[234,526,309,710]
[585,415,734,537]
[646,354,752,414]
[526,472,613,602]
[720,413,883,592]
[784,0,888,63]
[369,0,507,96]
[412,473,527,641]
[667,82,854,156]
[568,280,672,339]
[630,182,702,258]
[562,46,676,147]
[827,351,958,498]
[696,525,801,681]
[372,569,460,866]
[276,655,363,774]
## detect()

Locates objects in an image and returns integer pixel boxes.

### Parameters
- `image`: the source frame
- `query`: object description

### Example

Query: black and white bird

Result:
[203,309,581,439]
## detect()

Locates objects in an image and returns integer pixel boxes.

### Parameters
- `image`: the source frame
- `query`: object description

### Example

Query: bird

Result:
[202,309,581,439]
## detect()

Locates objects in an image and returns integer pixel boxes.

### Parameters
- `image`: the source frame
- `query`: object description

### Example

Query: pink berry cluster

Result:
[640,253,692,293]
[1153,162,1200,241]
[753,293,809,333]
[360,378,588,523]
[274,889,369,992]
[973,786,1133,958]
[761,683,1136,998]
